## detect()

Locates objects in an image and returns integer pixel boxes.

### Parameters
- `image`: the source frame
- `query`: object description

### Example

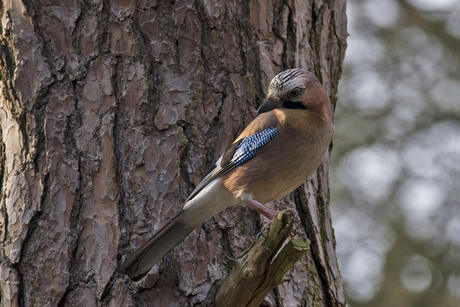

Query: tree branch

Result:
[215,212,310,307]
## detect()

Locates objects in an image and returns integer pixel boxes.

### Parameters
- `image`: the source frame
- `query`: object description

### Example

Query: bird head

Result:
[257,69,331,117]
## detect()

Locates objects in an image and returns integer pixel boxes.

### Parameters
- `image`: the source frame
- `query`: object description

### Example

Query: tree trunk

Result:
[0,0,347,306]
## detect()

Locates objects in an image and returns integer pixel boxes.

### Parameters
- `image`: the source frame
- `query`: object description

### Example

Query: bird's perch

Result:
[215,212,310,307]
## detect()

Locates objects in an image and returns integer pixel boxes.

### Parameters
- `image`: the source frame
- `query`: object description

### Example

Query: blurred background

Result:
[331,0,460,306]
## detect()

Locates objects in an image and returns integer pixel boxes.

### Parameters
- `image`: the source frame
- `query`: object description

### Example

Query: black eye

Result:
[289,88,301,98]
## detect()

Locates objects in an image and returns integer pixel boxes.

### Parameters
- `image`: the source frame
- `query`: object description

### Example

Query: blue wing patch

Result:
[230,127,279,166]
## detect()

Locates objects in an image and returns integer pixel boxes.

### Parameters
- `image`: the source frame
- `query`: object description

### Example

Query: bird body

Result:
[222,109,332,204]
[119,69,334,281]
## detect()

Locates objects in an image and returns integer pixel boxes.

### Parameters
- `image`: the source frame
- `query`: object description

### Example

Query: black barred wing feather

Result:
[185,127,278,203]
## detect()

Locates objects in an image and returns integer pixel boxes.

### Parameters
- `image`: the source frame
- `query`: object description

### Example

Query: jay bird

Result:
[119,68,334,281]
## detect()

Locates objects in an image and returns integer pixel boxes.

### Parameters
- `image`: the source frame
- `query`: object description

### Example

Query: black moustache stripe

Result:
[282,101,307,110]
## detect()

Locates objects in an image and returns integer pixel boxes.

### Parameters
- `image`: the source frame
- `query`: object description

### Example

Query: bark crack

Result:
[0,30,20,103]
[295,173,334,307]
[113,56,131,262]
[21,0,57,76]
[0,124,5,241]
[15,173,49,307]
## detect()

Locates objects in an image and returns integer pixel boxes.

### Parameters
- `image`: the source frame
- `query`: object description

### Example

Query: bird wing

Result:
[185,127,279,203]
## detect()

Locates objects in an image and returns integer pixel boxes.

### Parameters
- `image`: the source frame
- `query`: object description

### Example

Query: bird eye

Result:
[289,88,302,98]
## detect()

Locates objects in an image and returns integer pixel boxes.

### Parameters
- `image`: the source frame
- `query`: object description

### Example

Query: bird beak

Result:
[257,99,279,114]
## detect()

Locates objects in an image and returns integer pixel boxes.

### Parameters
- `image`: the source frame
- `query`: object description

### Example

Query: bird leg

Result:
[247,199,300,222]
[247,199,304,238]
[246,199,278,220]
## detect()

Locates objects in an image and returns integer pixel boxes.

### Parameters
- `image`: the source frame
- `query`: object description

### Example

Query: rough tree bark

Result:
[0,0,347,306]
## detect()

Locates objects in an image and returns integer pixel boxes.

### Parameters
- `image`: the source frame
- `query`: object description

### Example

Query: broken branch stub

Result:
[215,212,310,307]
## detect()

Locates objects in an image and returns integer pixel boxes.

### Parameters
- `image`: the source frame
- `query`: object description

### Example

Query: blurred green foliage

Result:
[331,0,460,306]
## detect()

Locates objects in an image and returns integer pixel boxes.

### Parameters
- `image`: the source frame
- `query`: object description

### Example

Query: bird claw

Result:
[280,208,300,223]
[256,227,267,240]
[291,224,308,239]
[298,232,309,241]
[256,208,305,240]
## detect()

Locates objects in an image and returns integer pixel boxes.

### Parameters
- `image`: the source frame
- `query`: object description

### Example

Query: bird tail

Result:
[118,209,196,281]
[119,179,235,281]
